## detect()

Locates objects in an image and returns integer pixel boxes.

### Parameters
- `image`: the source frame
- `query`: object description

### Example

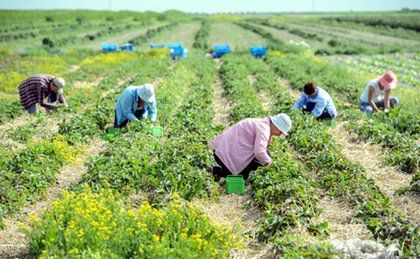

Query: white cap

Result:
[53,77,65,94]
[270,113,292,136]
[137,84,155,103]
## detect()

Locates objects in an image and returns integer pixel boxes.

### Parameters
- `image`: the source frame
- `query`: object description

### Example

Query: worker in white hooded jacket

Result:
[114,84,157,128]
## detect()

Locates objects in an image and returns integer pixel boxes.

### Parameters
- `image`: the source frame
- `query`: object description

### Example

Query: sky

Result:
[0,0,419,13]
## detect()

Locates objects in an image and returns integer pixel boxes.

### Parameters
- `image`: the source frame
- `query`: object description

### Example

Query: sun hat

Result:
[379,71,397,90]
[137,84,155,103]
[53,77,65,94]
[270,113,292,136]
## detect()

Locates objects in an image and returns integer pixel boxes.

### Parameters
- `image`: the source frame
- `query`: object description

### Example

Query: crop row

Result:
[323,14,420,32]
[335,55,419,88]
[193,20,210,50]
[248,19,410,55]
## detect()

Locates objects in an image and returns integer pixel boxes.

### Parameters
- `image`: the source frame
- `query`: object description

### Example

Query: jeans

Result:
[27,104,39,114]
[303,102,335,120]
[213,152,263,180]
[114,108,144,128]
[359,97,399,114]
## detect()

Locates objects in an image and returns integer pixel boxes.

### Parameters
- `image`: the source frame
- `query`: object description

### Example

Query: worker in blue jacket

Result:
[291,82,337,120]
[114,84,157,128]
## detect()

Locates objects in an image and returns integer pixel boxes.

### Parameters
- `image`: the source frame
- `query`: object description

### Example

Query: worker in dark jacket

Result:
[18,74,68,114]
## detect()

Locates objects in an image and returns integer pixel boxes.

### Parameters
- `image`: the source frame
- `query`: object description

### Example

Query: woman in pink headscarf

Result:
[359,71,398,114]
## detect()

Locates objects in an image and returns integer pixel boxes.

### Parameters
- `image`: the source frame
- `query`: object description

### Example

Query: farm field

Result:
[208,22,267,51]
[0,9,419,258]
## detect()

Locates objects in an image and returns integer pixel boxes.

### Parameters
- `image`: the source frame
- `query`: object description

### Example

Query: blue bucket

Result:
[251,46,267,58]
[102,43,118,52]
[213,44,230,58]
[150,44,165,49]
[121,43,135,51]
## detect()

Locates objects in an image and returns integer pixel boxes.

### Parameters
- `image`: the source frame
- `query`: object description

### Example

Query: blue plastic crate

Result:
[167,42,183,49]
[121,43,135,51]
[251,46,267,58]
[102,43,118,52]
[213,44,230,58]
[170,47,188,60]
[150,44,165,49]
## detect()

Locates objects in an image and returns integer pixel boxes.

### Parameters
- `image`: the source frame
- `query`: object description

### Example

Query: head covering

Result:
[379,71,397,90]
[271,113,292,136]
[137,84,155,103]
[53,77,65,94]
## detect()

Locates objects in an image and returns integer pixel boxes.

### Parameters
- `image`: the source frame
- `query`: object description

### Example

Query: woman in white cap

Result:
[359,71,398,114]
[209,113,292,181]
[18,74,68,114]
[114,84,157,128]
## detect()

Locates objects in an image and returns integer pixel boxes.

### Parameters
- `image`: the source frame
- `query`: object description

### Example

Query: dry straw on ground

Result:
[329,121,419,224]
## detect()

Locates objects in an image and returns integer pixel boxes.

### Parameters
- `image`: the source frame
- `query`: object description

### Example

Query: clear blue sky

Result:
[0,0,419,13]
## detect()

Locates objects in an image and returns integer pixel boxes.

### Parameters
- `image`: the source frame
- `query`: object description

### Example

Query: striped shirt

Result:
[18,74,65,109]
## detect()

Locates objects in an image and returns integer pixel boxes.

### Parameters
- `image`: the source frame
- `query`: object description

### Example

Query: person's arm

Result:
[253,126,272,165]
[121,95,139,122]
[383,89,391,111]
[368,86,380,112]
[58,94,68,107]
[147,101,157,122]
[38,85,56,109]
[311,98,327,119]
[291,94,307,110]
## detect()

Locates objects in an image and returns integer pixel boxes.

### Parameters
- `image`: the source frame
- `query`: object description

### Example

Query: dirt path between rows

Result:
[329,121,419,224]
[212,60,231,127]
[0,139,107,258]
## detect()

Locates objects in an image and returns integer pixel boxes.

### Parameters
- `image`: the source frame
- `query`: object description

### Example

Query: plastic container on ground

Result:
[31,112,45,118]
[167,43,183,49]
[226,175,245,194]
[213,44,231,58]
[322,119,335,128]
[250,46,267,58]
[121,43,135,51]
[106,127,121,135]
[169,47,188,60]
[150,125,163,137]
[102,43,118,53]
[150,44,165,49]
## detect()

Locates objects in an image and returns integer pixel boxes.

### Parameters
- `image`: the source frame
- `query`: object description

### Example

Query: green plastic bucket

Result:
[322,119,334,128]
[100,133,117,142]
[106,127,120,135]
[226,175,245,195]
[366,113,374,119]
[31,112,45,118]
[150,126,163,137]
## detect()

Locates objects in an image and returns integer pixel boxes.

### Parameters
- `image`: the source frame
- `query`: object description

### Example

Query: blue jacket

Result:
[292,86,337,118]
[115,86,157,125]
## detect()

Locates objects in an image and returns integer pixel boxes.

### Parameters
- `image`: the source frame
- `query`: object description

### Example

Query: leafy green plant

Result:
[26,189,240,257]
